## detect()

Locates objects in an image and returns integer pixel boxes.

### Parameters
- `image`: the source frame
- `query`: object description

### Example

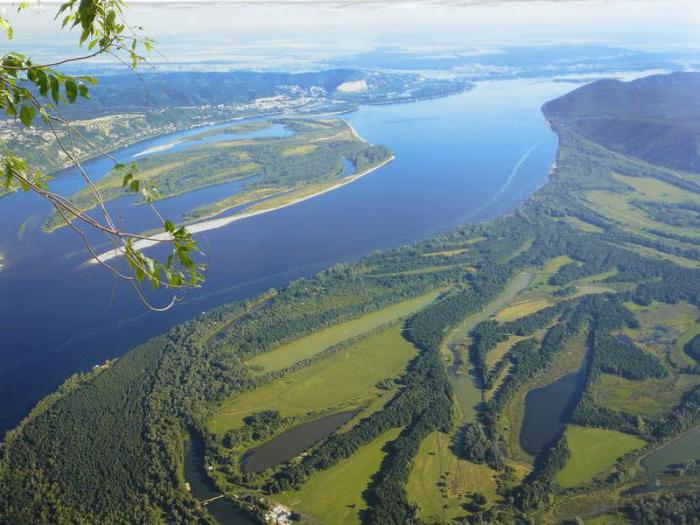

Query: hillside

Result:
[543,71,700,173]
[53,69,472,116]
[1,73,699,524]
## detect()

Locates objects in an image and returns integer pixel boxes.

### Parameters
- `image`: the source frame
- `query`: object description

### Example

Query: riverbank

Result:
[90,154,394,264]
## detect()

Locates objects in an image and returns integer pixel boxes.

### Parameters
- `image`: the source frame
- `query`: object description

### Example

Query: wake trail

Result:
[469,142,539,219]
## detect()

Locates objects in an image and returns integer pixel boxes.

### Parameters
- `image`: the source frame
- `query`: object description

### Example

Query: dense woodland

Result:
[2,73,700,524]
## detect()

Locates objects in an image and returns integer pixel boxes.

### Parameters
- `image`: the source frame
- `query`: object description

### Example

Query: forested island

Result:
[43,117,392,234]
[1,72,700,525]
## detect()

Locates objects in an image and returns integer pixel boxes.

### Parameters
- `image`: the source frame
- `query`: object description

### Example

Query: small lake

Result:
[0,78,574,436]
[241,410,357,473]
[520,367,587,456]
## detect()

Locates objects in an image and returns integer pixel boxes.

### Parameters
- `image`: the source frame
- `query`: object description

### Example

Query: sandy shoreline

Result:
[90,154,394,264]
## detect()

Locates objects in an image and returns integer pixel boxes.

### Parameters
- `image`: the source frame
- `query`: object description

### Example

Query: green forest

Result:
[1,73,700,524]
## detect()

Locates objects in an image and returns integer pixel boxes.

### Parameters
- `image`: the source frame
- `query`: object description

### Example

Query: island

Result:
[44,118,393,241]
[1,72,699,525]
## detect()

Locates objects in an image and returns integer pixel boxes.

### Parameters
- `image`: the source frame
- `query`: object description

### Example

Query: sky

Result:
[1,0,699,68]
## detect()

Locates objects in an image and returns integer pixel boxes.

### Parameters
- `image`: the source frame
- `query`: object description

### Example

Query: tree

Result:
[0,0,204,310]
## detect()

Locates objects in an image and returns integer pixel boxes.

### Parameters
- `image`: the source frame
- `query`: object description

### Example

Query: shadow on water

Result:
[241,410,358,473]
[519,365,588,456]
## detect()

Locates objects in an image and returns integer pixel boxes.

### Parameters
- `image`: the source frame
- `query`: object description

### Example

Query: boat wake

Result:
[468,142,539,220]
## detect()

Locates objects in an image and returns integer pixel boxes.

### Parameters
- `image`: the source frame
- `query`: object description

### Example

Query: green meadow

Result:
[275,427,402,524]
[245,289,441,375]
[209,325,417,435]
[556,426,645,488]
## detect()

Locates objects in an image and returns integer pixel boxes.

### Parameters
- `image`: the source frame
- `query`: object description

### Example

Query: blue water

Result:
[0,79,573,436]
[143,122,293,157]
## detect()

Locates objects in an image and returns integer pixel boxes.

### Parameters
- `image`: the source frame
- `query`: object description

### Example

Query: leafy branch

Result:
[0,0,205,310]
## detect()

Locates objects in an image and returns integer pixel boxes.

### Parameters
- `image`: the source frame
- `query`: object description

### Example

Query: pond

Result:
[519,366,587,456]
[241,410,358,473]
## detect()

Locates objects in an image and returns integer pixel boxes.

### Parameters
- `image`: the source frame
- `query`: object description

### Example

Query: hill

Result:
[543,71,700,173]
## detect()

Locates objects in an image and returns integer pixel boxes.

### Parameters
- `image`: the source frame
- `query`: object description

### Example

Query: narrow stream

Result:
[183,433,256,524]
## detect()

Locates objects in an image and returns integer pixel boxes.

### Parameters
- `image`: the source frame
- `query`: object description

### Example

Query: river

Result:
[0,78,573,436]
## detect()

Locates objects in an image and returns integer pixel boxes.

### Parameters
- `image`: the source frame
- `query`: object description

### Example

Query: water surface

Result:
[241,410,357,473]
[0,79,573,436]
[520,367,587,456]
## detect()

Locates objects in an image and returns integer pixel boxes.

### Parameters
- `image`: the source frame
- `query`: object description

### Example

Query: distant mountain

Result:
[71,69,365,113]
[61,69,470,117]
[543,72,700,173]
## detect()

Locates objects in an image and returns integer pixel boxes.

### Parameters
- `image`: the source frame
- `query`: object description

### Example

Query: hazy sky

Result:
[2,0,699,66]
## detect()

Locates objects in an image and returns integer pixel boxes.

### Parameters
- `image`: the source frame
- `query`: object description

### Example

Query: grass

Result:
[494,297,553,322]
[406,431,499,523]
[245,289,441,375]
[677,322,700,367]
[585,187,698,239]
[580,171,700,267]
[275,427,402,524]
[525,255,575,295]
[441,271,533,365]
[621,301,700,366]
[556,426,645,488]
[422,248,469,257]
[209,325,417,435]
[486,334,529,367]
[585,514,629,525]
[594,373,700,417]
[612,172,700,204]
[371,264,469,278]
[282,144,317,157]
[561,216,605,234]
[620,242,700,269]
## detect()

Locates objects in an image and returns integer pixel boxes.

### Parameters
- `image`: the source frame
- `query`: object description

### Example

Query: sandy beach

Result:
[90,154,394,264]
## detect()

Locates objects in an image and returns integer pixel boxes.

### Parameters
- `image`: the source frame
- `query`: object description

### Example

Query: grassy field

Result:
[370,264,468,278]
[441,271,534,365]
[209,325,416,435]
[276,427,402,524]
[494,297,553,322]
[422,248,469,257]
[594,373,700,417]
[621,301,700,366]
[556,426,645,488]
[585,172,700,240]
[579,171,700,268]
[406,431,499,523]
[486,334,529,367]
[561,216,605,234]
[527,256,575,290]
[245,289,441,375]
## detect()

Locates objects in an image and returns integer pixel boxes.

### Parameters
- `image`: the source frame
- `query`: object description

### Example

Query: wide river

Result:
[0,78,573,436]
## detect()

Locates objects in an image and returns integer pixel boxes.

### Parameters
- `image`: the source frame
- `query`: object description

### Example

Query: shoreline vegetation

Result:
[44,117,392,234]
[90,154,394,264]
[3,73,700,525]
